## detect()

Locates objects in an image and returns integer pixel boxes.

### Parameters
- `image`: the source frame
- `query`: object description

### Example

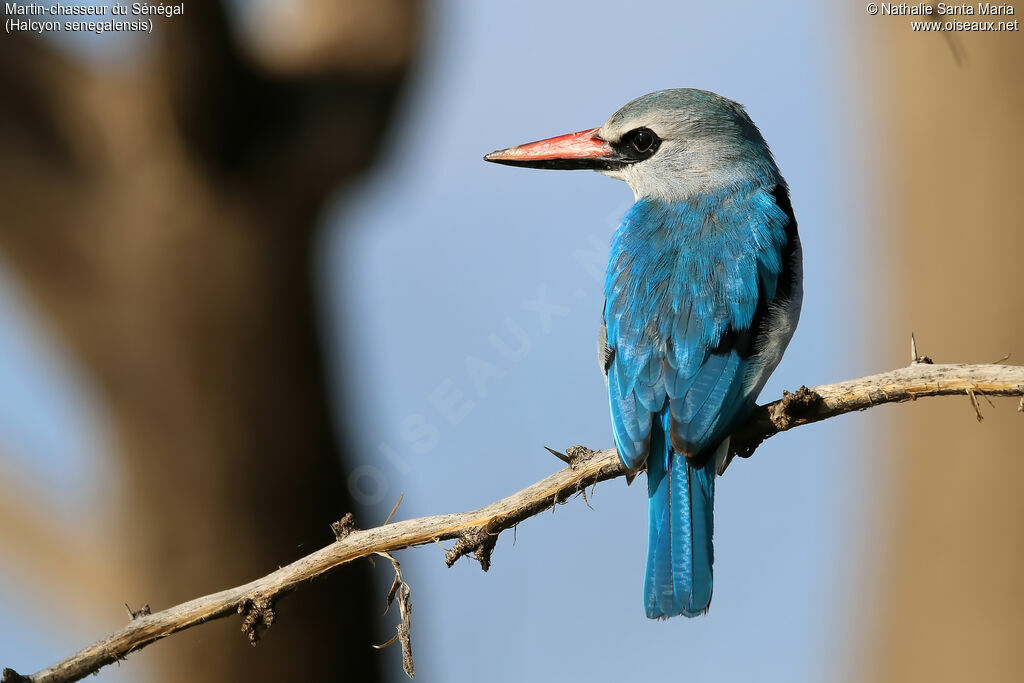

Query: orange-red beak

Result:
[484,128,616,170]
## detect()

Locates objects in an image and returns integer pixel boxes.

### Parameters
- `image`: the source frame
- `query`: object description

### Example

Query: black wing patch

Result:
[598,306,615,376]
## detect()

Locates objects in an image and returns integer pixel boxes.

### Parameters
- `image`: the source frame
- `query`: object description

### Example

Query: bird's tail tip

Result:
[643,429,717,619]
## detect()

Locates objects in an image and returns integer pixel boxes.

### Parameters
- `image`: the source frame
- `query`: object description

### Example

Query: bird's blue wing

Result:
[603,187,792,465]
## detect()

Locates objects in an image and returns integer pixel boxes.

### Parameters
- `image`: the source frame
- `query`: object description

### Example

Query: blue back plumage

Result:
[605,184,791,467]
[603,178,795,618]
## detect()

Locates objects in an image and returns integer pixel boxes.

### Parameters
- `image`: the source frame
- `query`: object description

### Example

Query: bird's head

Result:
[485,88,778,201]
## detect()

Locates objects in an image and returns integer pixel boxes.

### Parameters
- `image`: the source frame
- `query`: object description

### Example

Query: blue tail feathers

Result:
[644,411,716,618]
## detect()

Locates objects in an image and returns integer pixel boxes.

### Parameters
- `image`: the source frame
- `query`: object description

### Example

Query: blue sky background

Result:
[0,1,881,681]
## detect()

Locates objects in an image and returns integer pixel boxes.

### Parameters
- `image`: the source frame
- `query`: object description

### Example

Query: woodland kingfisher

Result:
[484,89,802,618]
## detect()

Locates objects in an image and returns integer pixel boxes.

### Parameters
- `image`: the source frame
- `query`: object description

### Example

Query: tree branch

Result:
[4,362,1021,683]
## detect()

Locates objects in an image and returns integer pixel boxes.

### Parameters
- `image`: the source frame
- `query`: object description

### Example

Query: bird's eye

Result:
[628,128,658,154]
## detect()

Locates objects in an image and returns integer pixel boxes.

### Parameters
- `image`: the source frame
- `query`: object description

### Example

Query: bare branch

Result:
[727,362,1021,462]
[4,362,1021,683]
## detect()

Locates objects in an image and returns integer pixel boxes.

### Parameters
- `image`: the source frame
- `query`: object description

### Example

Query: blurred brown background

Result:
[864,21,1024,683]
[0,2,417,681]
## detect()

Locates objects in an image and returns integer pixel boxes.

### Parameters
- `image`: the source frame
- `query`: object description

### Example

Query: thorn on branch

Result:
[124,602,151,620]
[238,595,275,646]
[444,527,498,571]
[770,386,825,430]
[546,444,594,469]
[374,552,414,679]
[331,512,358,541]
[966,387,984,422]
[383,493,405,526]
[544,446,571,465]
[910,332,933,365]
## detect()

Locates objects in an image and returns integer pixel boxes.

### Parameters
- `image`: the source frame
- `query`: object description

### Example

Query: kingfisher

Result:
[484,89,801,618]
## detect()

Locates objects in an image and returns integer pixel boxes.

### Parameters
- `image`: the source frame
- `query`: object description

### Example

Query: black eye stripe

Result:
[612,127,661,163]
